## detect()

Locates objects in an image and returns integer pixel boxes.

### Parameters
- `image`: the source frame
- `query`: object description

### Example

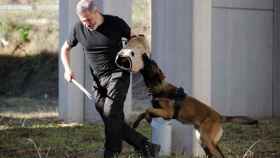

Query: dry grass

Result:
[0,97,279,158]
[0,97,58,119]
[0,10,58,56]
[0,0,58,5]
[220,119,280,158]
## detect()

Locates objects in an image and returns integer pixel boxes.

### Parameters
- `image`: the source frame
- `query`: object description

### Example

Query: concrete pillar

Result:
[192,0,213,156]
[193,0,212,104]
[151,0,204,157]
[273,0,280,117]
[59,0,84,123]
[59,0,133,123]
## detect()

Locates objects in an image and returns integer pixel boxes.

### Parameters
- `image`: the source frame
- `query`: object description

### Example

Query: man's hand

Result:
[64,71,75,82]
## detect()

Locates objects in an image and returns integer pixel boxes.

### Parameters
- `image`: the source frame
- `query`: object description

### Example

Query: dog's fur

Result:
[115,35,258,158]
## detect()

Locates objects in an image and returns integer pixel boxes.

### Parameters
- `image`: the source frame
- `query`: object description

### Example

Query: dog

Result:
[115,35,258,158]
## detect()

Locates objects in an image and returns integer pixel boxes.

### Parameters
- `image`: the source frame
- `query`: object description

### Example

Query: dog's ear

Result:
[142,53,149,62]
[158,68,166,80]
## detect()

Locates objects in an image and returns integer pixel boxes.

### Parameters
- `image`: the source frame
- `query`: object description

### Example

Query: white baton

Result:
[72,79,94,100]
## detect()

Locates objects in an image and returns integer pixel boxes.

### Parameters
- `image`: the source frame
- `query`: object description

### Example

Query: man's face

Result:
[78,10,98,30]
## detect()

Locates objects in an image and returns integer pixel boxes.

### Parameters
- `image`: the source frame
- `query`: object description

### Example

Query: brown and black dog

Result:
[116,35,258,158]
[135,54,258,158]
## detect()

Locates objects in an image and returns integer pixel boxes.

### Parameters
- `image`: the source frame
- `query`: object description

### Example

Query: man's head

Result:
[76,0,100,30]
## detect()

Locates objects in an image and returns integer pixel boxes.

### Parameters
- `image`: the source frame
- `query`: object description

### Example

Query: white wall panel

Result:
[212,3,273,117]
[213,0,273,10]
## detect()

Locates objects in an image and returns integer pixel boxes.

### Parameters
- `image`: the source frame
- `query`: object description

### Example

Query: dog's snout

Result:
[131,51,135,57]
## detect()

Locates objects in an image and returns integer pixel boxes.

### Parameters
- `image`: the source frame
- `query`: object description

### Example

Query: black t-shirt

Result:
[67,14,131,77]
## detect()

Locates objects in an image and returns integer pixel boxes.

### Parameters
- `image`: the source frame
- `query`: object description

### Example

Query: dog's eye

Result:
[131,51,135,57]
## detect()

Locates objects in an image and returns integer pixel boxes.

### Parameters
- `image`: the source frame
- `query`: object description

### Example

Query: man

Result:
[60,0,160,157]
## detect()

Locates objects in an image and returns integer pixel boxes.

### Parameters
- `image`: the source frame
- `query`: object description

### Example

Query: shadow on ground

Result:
[0,50,58,99]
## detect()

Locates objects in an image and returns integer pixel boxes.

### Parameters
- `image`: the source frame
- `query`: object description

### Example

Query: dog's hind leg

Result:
[201,134,225,158]
[215,145,225,158]
[201,144,212,158]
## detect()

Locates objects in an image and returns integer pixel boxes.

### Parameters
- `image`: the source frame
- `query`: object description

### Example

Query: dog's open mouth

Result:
[115,54,132,71]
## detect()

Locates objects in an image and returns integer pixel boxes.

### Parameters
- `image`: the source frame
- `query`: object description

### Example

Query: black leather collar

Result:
[173,87,187,119]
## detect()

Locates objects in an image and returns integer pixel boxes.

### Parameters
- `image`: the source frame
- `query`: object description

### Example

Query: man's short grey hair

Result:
[76,0,97,15]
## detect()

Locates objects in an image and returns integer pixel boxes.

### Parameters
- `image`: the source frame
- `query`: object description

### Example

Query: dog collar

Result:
[173,87,187,119]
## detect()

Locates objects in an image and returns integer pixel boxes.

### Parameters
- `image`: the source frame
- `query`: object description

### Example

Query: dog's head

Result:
[115,34,150,73]
[151,98,174,108]
[151,98,175,116]
[139,53,166,87]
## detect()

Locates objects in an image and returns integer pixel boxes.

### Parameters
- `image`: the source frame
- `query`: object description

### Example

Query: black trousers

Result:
[92,71,147,154]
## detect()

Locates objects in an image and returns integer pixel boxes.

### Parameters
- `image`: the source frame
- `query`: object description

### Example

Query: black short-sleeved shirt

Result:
[67,14,131,77]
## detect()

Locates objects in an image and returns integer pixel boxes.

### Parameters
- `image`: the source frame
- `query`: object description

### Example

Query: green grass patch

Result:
[0,114,279,158]
[0,119,104,158]
[0,115,153,158]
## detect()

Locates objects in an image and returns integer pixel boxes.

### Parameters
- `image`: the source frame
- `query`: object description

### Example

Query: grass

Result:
[0,117,104,158]
[0,98,279,158]
[220,119,280,158]
[0,112,150,158]
[0,0,58,5]
[0,10,58,56]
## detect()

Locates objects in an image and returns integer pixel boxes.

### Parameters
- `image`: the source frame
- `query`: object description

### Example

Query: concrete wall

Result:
[212,0,274,117]
[59,0,132,123]
[152,0,193,92]
[273,0,280,117]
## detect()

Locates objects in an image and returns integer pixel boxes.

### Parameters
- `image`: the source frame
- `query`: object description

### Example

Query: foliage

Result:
[16,24,32,42]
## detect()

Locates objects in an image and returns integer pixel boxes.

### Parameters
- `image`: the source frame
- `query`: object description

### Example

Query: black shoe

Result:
[141,142,161,158]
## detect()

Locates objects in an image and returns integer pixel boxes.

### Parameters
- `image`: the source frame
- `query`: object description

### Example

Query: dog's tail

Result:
[221,116,258,125]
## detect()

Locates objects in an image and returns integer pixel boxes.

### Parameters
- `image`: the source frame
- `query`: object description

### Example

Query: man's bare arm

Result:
[60,41,74,82]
